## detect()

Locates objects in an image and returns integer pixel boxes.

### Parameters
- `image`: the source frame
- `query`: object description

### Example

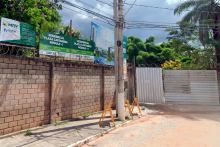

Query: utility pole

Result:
[114,0,119,116]
[70,20,72,37]
[115,0,125,120]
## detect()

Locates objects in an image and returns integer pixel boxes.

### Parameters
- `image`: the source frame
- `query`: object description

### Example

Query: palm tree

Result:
[174,0,220,66]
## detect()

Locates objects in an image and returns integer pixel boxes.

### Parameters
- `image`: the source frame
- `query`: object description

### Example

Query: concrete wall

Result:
[0,57,135,135]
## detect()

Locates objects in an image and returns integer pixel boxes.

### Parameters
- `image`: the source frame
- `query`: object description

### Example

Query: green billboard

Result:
[0,17,36,47]
[39,32,95,61]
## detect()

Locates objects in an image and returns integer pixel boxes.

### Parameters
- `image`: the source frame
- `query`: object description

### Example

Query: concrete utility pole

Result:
[114,0,119,116]
[114,0,125,120]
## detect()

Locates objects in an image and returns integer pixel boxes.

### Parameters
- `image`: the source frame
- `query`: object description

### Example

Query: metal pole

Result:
[117,0,125,121]
[114,0,119,116]
[70,20,72,37]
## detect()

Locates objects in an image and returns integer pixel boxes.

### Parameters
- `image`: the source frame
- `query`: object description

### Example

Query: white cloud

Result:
[166,0,187,5]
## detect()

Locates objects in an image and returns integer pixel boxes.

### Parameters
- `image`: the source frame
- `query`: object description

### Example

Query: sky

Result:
[59,0,188,44]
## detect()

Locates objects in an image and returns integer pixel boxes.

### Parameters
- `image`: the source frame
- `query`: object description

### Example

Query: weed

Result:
[77,128,82,131]
[26,129,33,135]
[82,113,90,119]
[55,120,68,126]
[55,120,62,126]
[98,111,102,114]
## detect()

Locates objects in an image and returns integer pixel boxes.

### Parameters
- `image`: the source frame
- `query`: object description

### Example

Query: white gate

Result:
[164,70,220,105]
[136,68,164,104]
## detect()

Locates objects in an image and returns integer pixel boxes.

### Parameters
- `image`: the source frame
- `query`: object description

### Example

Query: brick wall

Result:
[52,63,104,121]
[0,58,50,135]
[0,57,135,135]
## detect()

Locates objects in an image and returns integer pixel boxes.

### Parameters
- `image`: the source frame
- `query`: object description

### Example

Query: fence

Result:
[136,68,164,104]
[164,70,220,105]
[0,56,135,135]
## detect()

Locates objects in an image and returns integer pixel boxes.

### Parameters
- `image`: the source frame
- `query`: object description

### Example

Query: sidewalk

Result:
[0,106,146,147]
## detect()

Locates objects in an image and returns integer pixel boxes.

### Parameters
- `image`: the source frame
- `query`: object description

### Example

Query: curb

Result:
[66,116,142,147]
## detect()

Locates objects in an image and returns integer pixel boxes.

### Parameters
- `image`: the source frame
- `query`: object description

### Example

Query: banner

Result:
[123,36,127,80]
[92,22,115,65]
[39,32,95,61]
[0,17,20,41]
[0,17,36,47]
[91,22,127,66]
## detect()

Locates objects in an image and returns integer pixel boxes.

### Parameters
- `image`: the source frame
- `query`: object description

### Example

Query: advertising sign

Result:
[91,22,127,66]
[0,17,36,47]
[91,22,115,65]
[123,36,127,80]
[39,32,95,61]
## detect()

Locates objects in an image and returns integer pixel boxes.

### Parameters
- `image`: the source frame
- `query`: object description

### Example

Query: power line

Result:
[123,2,220,14]
[124,0,137,16]
[62,6,114,26]
[75,0,113,17]
[96,0,113,6]
[61,0,219,30]
[62,0,115,22]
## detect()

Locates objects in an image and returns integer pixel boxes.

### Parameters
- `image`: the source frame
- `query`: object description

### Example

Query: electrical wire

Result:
[124,0,137,16]
[62,6,114,26]
[75,0,113,17]
[96,0,113,6]
[123,2,220,14]
[62,0,115,22]
[61,0,219,30]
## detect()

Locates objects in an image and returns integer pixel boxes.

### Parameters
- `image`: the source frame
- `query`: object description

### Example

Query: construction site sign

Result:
[39,32,95,61]
[0,17,36,47]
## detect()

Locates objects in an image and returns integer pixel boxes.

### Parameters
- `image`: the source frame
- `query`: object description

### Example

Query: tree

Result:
[0,0,62,34]
[174,0,220,67]
[58,25,83,39]
[128,36,135,42]
[137,42,146,51]
[159,48,175,63]
[146,42,156,53]
[145,36,155,43]
[132,37,143,44]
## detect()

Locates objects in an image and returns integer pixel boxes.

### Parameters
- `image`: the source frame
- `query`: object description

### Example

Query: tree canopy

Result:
[0,0,63,33]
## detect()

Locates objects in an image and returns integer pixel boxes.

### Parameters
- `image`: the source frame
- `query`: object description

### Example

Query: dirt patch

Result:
[82,104,220,147]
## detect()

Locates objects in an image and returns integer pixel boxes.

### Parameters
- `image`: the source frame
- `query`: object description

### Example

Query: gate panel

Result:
[136,68,164,104]
[164,70,220,105]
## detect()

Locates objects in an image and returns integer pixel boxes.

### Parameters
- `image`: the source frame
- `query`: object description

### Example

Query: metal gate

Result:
[164,70,220,105]
[136,68,164,104]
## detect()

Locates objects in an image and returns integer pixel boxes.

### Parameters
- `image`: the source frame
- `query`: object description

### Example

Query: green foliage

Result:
[127,39,132,43]
[0,0,63,44]
[107,56,112,61]
[55,120,68,126]
[26,129,33,135]
[84,37,90,41]
[58,25,83,39]
[83,113,90,119]
[159,48,175,63]
[128,36,135,42]
[136,55,143,64]
[55,120,62,126]
[146,42,156,53]
[132,38,143,44]
[145,36,155,43]
[137,42,146,51]
[77,128,82,131]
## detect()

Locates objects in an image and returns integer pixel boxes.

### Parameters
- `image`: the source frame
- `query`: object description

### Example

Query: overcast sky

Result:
[59,0,187,44]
